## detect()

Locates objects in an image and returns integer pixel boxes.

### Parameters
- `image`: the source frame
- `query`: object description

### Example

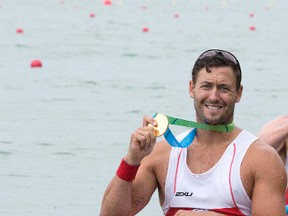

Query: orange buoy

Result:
[31,60,42,68]
[249,26,256,31]
[142,27,149,32]
[174,13,179,18]
[16,28,23,34]
[249,13,254,18]
[90,13,95,18]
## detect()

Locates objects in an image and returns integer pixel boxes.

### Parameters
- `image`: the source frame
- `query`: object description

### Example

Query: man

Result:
[258,115,288,204]
[258,115,288,166]
[100,49,287,215]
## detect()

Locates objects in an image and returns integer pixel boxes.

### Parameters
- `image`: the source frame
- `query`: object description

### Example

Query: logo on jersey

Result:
[192,208,208,212]
[175,191,193,197]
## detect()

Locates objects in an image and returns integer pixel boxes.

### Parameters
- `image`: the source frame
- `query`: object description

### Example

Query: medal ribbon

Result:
[155,114,234,148]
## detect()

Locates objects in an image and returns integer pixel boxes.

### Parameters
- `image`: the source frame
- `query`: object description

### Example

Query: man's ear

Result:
[189,80,195,99]
[235,85,243,103]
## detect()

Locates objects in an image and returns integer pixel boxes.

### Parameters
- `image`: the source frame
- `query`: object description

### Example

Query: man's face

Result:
[189,66,243,125]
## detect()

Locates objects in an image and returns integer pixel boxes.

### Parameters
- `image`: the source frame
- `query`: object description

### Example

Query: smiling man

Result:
[100,49,287,216]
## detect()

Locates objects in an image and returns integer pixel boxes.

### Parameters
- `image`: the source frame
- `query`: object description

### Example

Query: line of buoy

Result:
[13,2,263,69]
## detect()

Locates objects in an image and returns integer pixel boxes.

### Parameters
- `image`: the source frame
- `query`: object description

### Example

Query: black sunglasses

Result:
[197,49,241,73]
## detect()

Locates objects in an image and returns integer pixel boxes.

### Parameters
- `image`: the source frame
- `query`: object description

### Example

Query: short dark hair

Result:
[192,50,242,90]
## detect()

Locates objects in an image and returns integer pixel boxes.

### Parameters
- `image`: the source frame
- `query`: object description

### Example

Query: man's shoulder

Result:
[246,139,284,170]
[242,139,286,189]
[247,138,279,157]
[249,138,279,153]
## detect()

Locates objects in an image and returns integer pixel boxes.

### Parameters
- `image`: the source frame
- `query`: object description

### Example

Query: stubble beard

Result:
[195,102,235,126]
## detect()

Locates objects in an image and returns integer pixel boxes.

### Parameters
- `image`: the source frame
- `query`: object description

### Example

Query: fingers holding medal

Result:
[148,113,168,137]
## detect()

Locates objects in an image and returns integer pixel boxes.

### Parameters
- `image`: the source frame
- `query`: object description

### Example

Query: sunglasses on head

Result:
[197,49,241,73]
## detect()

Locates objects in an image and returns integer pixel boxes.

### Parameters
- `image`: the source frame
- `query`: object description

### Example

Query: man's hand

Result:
[124,116,157,165]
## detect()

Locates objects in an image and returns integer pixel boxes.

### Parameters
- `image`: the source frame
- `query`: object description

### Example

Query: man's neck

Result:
[194,127,242,147]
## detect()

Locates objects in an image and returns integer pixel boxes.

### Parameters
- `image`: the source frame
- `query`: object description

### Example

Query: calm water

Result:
[0,0,288,215]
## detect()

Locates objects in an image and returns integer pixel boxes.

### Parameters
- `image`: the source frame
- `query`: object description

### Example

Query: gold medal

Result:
[149,113,168,137]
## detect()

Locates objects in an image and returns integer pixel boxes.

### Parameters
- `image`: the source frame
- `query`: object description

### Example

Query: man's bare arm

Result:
[250,142,287,215]
[100,116,158,215]
[258,115,288,152]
